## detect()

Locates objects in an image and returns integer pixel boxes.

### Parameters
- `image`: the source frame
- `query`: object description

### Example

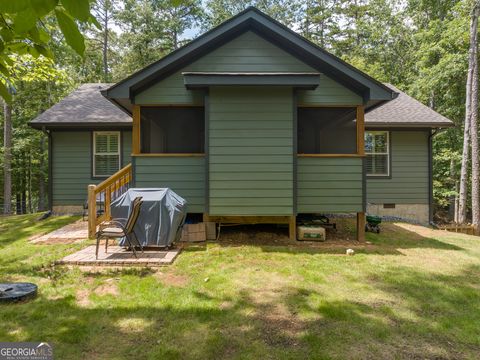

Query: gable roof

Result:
[102,7,396,113]
[29,83,131,129]
[365,84,454,128]
[29,82,454,129]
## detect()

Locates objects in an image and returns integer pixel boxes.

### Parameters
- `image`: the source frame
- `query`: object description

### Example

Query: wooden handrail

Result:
[95,164,132,192]
[88,163,133,238]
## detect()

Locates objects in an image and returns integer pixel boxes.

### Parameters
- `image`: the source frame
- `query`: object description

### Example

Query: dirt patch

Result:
[232,270,305,347]
[219,301,234,310]
[155,271,189,287]
[76,289,91,307]
[94,280,119,296]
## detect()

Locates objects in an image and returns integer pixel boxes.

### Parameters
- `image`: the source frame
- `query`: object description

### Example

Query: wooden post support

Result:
[88,184,97,239]
[104,185,111,220]
[357,212,365,242]
[356,105,365,156]
[132,105,141,154]
[289,215,297,241]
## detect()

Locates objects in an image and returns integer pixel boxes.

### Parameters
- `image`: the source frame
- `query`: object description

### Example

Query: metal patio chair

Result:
[95,196,144,259]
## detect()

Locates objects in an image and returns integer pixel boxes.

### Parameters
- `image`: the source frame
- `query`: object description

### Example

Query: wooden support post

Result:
[88,184,97,239]
[104,186,111,220]
[357,212,365,242]
[356,105,365,155]
[289,215,297,241]
[132,105,141,154]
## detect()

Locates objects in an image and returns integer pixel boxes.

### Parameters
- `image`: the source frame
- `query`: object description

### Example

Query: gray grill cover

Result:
[110,188,187,247]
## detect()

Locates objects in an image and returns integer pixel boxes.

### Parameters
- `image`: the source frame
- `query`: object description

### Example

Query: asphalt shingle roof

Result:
[365,84,454,127]
[30,82,454,128]
[29,83,131,128]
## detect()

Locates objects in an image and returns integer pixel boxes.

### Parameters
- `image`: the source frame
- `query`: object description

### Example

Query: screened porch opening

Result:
[297,107,357,154]
[140,106,205,154]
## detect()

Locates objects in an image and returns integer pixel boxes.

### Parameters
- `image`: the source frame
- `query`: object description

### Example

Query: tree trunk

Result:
[471,3,480,229]
[28,151,33,213]
[449,158,456,220]
[455,180,460,223]
[102,1,109,82]
[3,101,12,214]
[459,3,480,223]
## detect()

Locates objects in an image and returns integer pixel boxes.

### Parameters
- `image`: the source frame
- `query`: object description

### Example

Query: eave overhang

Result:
[28,121,132,130]
[364,122,455,129]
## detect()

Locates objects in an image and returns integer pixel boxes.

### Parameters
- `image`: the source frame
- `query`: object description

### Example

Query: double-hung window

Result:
[365,131,389,176]
[93,131,120,177]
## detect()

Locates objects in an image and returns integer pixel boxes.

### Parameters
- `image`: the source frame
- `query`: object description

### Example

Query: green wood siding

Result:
[122,131,132,166]
[135,71,205,105]
[52,131,132,206]
[135,31,358,106]
[297,75,363,105]
[134,156,206,213]
[297,157,363,213]
[366,131,429,204]
[52,132,91,206]
[209,87,293,215]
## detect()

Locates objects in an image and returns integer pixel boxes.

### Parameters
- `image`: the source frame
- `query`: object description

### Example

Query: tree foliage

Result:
[0,0,96,101]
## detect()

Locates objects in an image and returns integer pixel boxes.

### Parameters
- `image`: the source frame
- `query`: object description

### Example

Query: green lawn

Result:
[1,214,480,359]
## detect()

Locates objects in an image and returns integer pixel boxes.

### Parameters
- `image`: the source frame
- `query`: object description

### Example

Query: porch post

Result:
[356,105,365,155]
[289,215,296,241]
[132,105,141,154]
[357,212,365,242]
[88,184,97,239]
[357,105,366,242]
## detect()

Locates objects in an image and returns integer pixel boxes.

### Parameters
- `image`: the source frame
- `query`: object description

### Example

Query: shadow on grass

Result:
[0,214,78,249]
[1,264,479,359]
[186,222,463,256]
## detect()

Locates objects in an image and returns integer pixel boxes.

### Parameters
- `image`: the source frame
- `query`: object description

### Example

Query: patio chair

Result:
[95,196,144,259]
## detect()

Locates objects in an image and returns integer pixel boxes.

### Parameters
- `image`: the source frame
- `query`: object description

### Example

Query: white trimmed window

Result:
[93,131,120,177]
[365,131,390,176]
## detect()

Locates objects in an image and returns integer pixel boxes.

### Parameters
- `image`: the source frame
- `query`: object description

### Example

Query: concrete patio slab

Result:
[30,219,88,244]
[56,245,181,267]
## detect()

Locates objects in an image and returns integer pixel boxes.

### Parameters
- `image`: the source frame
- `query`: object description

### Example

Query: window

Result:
[140,107,204,154]
[298,107,357,154]
[365,131,389,176]
[93,131,120,177]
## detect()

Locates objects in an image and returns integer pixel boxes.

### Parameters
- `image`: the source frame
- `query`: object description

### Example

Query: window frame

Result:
[92,131,121,178]
[365,130,391,178]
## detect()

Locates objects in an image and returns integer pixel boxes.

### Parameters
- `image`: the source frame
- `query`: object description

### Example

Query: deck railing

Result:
[88,163,132,238]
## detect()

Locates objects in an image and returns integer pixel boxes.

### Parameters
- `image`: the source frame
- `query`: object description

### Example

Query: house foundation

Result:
[367,204,429,224]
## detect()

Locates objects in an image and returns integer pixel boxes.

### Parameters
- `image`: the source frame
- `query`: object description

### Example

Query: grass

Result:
[1,214,480,359]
